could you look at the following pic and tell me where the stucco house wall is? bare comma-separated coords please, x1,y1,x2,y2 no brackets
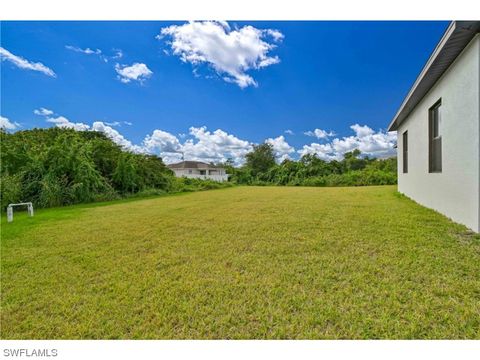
170,168,229,182
396,34,480,231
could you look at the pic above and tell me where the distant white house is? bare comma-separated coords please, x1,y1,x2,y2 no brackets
388,21,480,232
167,161,229,182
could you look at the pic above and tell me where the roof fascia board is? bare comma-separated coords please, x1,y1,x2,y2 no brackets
388,21,456,131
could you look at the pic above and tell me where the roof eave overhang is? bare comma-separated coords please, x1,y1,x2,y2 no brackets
388,21,480,132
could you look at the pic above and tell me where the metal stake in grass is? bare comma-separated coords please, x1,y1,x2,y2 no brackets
7,202,34,222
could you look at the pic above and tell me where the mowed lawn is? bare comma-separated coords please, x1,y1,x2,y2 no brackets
1,186,479,339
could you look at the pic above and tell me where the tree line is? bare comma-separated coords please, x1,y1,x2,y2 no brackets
1,128,396,209
0,128,230,209
221,143,397,187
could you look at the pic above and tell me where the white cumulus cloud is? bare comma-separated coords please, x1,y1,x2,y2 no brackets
33,108,53,116
143,126,252,165
304,128,335,139
143,129,183,154
46,116,90,131
115,62,153,83
0,116,20,130
350,124,375,138
184,126,253,164
299,124,396,160
159,21,283,88
0,47,56,77
265,135,295,162
92,121,145,153
298,143,336,161
34,108,90,131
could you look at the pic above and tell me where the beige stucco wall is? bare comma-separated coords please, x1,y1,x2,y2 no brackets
397,34,480,232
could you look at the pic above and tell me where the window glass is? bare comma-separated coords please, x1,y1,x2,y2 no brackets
429,100,442,173
402,131,408,174
433,106,441,138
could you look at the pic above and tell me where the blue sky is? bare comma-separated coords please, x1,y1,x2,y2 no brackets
1,21,448,163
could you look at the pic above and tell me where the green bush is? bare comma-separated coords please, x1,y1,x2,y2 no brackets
126,188,168,199
0,128,176,210
232,150,397,188
0,173,23,208
171,177,233,193
302,176,327,187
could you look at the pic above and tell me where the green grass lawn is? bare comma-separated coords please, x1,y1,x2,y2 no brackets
1,186,479,339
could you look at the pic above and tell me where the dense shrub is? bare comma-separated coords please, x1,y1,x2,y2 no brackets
226,147,397,187
0,128,173,209
171,177,234,192
0,173,23,209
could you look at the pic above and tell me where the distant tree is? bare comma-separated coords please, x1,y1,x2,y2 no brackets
344,149,361,159
215,158,236,181
245,143,276,177
225,158,235,167
343,149,367,171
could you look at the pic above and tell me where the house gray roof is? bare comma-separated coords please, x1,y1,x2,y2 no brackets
388,21,480,131
167,161,223,170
